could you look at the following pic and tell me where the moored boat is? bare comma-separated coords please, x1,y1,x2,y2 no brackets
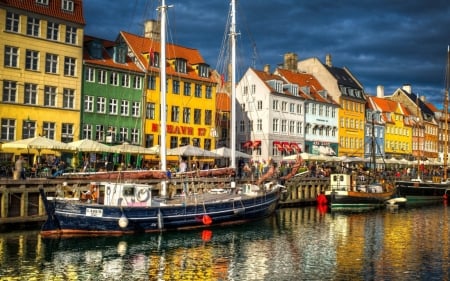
325,173,395,210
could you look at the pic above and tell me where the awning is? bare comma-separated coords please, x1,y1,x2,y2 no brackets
251,140,261,149
290,142,301,152
273,141,284,152
282,142,292,152
242,141,252,148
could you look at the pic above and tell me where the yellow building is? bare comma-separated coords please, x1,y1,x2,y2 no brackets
120,23,218,165
0,0,85,163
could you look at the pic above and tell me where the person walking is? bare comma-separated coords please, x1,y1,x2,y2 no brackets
15,156,26,180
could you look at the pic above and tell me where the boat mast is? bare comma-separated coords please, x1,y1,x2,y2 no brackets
444,46,450,181
371,111,376,179
230,0,237,170
159,0,170,196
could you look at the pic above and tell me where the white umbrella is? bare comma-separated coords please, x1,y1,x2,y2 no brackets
1,136,71,151
68,139,112,152
166,145,220,157
211,147,251,159
112,142,159,155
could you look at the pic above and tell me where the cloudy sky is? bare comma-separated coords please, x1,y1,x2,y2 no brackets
84,0,450,107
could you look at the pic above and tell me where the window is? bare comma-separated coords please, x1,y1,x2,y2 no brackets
121,100,129,116
27,17,40,36
175,58,187,73
84,95,94,112
146,103,155,119
239,121,245,133
273,118,279,133
257,100,263,110
131,129,139,144
47,22,59,41
3,81,17,102
98,70,107,84
26,50,39,71
194,84,202,97
109,99,118,114
183,108,191,123
132,102,140,117
194,109,201,124
205,110,212,125
97,97,106,113
121,74,130,87
4,46,19,68
289,120,295,134
22,120,35,139
248,120,253,132
198,64,209,78
281,120,287,133
64,57,76,76
61,123,74,142
82,124,93,139
281,101,287,112
42,122,55,139
171,106,179,122
257,119,262,131
62,0,74,12
36,0,49,5
273,100,279,111
44,86,57,106
45,53,58,74
119,127,128,142
172,80,180,94
63,88,75,109
133,76,142,89
206,86,212,99
148,75,156,90
85,67,95,82
184,82,191,96
110,72,119,86
24,83,37,105
1,118,15,141
6,12,19,33
95,125,105,141
65,26,77,44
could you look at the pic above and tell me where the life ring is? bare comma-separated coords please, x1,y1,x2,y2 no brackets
136,188,149,202
202,214,212,225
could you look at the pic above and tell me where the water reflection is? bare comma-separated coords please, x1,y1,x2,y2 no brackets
0,204,449,280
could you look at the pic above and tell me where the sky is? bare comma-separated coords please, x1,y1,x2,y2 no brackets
84,0,450,107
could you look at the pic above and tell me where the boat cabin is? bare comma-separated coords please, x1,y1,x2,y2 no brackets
91,182,153,207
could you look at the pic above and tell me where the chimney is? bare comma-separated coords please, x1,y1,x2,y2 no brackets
325,54,332,67
283,53,298,71
402,83,412,94
420,95,426,102
263,64,270,74
144,20,160,40
376,85,384,98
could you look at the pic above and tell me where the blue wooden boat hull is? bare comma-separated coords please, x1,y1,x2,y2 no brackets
40,189,280,236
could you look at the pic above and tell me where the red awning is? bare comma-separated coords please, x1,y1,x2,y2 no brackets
242,141,252,148
274,141,284,152
251,140,261,149
290,142,301,152
282,142,292,152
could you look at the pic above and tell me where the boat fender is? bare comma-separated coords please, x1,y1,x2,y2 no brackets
118,215,129,228
202,214,212,225
136,188,149,202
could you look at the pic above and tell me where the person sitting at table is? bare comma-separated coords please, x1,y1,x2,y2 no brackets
51,160,66,177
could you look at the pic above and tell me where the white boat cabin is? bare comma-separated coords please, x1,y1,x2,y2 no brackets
89,182,154,207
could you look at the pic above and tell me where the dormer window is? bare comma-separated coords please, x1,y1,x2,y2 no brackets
62,0,74,12
198,64,209,78
149,51,159,67
113,44,127,64
36,0,48,5
175,58,187,73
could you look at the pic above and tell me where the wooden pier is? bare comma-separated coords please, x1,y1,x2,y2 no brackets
0,175,328,231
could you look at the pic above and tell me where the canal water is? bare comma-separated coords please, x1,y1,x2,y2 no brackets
0,203,449,281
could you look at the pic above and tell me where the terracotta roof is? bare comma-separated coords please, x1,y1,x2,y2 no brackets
216,92,230,111
83,35,143,73
0,0,85,25
252,68,290,95
120,31,213,82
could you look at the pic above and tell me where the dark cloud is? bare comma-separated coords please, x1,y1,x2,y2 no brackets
84,0,450,107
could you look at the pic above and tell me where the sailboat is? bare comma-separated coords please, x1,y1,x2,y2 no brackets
38,0,284,236
394,47,450,204
324,111,396,210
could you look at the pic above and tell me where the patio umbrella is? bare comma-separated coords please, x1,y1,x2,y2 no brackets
112,142,159,155
166,145,220,158
1,136,71,151
211,147,251,159
67,139,113,152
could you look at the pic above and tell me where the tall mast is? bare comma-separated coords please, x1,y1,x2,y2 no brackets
230,0,237,170
444,46,450,181
159,0,171,196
